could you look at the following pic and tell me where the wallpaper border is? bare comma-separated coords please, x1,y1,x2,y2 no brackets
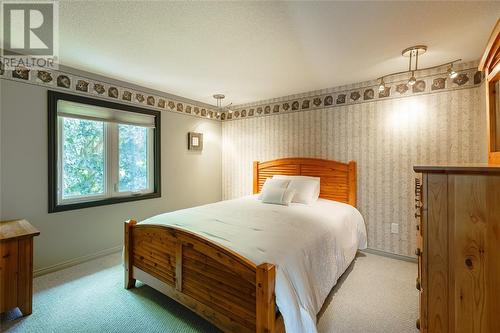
0,63,220,120
1,61,483,123
224,64,483,121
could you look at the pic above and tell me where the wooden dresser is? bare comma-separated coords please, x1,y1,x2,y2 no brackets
413,165,500,333
0,219,40,316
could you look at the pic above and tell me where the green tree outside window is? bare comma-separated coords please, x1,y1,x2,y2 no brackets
62,117,105,197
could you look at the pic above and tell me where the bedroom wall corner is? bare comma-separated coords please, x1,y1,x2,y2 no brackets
221,85,486,258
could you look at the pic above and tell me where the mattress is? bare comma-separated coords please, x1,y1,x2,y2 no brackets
141,195,367,333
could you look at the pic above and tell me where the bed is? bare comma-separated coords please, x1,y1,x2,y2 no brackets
124,158,366,333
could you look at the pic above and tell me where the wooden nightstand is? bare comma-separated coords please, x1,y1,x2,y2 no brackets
0,219,40,316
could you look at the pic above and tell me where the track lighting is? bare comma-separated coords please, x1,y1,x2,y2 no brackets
213,94,234,115
378,78,386,92
408,72,417,86
447,64,457,79
375,45,462,91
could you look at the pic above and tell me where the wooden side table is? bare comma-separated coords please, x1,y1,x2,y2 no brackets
0,219,40,316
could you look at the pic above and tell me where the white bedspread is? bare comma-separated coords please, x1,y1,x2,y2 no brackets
141,195,367,333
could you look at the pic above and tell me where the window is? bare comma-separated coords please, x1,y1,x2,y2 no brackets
48,91,160,212
61,117,105,200
118,124,150,192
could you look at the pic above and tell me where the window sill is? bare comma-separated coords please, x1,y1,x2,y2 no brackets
48,192,161,213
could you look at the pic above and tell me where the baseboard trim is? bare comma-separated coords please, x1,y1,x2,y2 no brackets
34,245,123,277
361,248,417,263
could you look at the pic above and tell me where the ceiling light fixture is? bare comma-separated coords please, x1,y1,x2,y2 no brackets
408,72,417,86
378,77,386,92
447,64,458,79
377,45,462,90
213,94,233,114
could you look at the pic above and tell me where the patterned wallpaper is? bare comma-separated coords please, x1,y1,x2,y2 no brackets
221,85,486,257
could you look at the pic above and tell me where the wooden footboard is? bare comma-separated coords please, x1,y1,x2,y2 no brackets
124,220,285,333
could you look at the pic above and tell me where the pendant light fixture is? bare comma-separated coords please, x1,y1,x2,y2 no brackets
404,46,425,86
213,94,233,114
377,45,462,91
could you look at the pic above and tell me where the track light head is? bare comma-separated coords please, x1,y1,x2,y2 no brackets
408,72,417,86
376,47,461,90
447,64,458,79
378,78,386,92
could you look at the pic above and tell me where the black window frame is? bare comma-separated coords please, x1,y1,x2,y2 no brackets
48,90,161,213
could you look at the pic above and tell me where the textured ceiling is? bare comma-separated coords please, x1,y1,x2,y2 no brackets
57,1,500,105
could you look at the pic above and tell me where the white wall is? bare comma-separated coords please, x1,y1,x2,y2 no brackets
0,79,222,272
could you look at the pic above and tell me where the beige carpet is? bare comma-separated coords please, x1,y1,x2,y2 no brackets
318,252,419,333
1,251,418,333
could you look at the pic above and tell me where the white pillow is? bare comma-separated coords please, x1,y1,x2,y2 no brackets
258,178,290,200
261,187,296,206
273,175,320,204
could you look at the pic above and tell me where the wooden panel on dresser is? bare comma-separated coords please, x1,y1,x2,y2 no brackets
415,176,427,331
414,165,500,333
426,174,449,332
485,177,500,333
125,158,357,333
450,175,500,333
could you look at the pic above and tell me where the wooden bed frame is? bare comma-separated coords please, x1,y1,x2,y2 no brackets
124,158,357,333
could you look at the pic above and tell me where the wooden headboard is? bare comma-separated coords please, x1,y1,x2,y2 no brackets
253,158,357,206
